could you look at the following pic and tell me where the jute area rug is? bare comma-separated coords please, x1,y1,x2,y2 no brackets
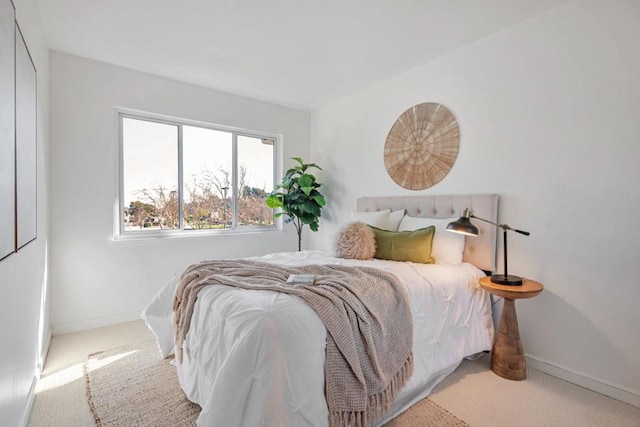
85,340,467,426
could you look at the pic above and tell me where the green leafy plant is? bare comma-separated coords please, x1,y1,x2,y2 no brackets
266,157,326,251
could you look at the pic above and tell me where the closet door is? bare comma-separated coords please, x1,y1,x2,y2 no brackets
0,0,15,260
15,23,37,249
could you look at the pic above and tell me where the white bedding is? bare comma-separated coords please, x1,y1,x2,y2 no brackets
142,250,493,426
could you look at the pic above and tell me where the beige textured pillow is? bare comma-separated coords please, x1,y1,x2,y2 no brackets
334,222,376,260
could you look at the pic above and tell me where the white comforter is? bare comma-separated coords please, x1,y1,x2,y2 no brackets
142,250,493,426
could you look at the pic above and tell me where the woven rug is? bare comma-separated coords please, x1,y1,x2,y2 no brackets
85,340,200,426
85,340,467,426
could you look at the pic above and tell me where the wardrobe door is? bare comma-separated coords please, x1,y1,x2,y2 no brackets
0,0,15,260
15,23,37,249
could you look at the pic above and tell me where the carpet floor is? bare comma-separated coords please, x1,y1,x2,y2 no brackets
28,320,640,426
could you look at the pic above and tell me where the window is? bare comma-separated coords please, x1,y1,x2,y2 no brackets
118,112,276,236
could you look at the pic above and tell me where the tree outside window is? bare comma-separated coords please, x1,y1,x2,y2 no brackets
120,114,276,235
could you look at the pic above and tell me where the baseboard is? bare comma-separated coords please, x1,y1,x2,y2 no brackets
21,375,38,427
21,327,51,426
22,329,51,426
51,311,141,335
39,328,51,372
526,354,640,407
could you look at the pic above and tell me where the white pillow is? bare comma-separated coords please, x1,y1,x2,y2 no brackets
398,216,466,265
387,209,405,231
350,210,391,230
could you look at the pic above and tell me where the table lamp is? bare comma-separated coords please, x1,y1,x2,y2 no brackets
447,208,529,286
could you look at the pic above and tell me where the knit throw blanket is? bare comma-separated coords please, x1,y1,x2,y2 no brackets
173,259,414,427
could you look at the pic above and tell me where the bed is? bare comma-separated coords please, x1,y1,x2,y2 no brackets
142,194,499,426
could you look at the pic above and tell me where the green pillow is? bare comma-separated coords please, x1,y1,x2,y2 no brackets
369,225,435,264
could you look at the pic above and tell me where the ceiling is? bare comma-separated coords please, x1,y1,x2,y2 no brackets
36,0,568,111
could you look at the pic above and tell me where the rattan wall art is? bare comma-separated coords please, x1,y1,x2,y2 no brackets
384,102,459,190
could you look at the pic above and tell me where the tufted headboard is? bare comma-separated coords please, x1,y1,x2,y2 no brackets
356,194,499,272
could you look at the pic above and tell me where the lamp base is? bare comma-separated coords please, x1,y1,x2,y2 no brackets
490,274,523,286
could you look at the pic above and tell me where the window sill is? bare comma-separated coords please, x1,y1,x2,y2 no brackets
109,227,281,246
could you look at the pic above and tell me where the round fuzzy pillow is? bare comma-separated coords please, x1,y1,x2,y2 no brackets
334,222,376,260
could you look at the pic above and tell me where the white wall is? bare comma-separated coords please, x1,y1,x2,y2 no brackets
0,0,50,425
49,52,310,334
310,0,640,404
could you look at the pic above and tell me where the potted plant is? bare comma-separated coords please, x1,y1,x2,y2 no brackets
266,157,326,251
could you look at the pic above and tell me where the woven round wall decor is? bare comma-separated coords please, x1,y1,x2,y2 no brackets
384,102,459,190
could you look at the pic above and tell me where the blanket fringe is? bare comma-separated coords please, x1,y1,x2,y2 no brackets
329,352,414,427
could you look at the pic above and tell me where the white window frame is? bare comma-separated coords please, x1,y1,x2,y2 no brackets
114,109,280,239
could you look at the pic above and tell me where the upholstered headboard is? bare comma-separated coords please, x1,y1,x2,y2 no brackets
356,194,499,272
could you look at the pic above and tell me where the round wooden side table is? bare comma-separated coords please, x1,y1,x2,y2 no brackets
479,276,544,381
